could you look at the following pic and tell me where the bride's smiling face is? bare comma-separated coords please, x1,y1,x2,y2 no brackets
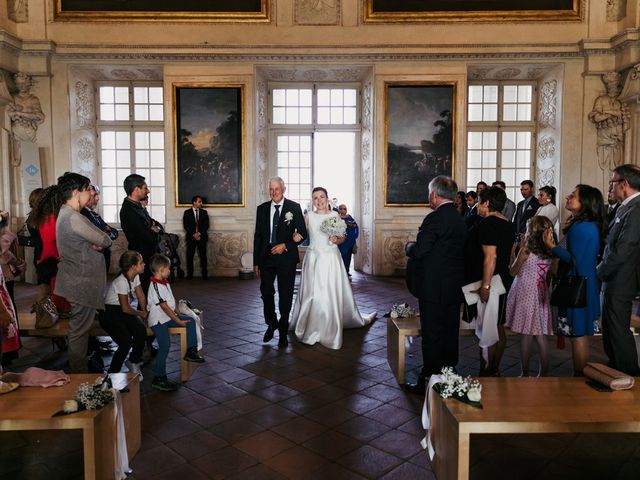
312,190,329,212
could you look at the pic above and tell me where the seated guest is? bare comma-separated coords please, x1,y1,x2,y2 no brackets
147,254,204,392
100,251,147,379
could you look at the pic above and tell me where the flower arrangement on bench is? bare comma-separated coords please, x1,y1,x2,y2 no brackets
53,376,114,416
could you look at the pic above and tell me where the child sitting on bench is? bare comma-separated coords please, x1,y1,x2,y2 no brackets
147,254,204,391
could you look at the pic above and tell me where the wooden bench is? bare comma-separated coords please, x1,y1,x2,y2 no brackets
429,377,640,480
0,373,140,480
19,312,196,382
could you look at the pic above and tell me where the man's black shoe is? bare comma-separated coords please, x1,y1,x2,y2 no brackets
403,381,426,394
278,337,288,348
263,325,275,343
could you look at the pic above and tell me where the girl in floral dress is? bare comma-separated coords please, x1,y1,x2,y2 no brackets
505,216,554,376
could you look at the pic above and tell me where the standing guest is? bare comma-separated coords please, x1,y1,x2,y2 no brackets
514,180,540,234
254,177,307,348
100,250,147,378
476,181,488,195
454,191,469,217
465,191,481,229
506,216,554,376
544,184,605,376
55,173,112,372
26,185,69,311
465,191,477,211
535,186,559,226
597,164,640,375
492,181,516,221
337,204,358,276
465,186,515,376
25,188,45,278
120,174,158,295
81,185,119,272
606,187,620,230
404,176,466,393
182,195,209,280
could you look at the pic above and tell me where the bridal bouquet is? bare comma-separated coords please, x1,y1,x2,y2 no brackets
320,216,347,238
432,367,482,408
53,376,115,417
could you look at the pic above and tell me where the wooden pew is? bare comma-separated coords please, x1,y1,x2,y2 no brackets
19,312,196,382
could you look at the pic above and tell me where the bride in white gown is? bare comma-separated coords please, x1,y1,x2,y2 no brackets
289,187,376,350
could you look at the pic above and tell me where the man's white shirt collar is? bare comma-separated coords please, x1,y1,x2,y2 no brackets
621,191,640,206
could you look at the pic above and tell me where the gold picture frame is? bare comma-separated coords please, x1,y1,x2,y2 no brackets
55,0,270,23
364,0,582,23
173,83,246,207
384,82,456,207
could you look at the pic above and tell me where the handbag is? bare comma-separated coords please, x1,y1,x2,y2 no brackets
32,296,59,329
550,252,587,308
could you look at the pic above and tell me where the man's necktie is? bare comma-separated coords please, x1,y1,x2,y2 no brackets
195,209,199,229
271,205,280,244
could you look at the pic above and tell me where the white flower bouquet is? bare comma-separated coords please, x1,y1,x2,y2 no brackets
432,367,482,408
53,376,115,417
389,303,415,319
320,216,347,238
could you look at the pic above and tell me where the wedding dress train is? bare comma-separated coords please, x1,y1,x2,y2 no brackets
289,211,376,350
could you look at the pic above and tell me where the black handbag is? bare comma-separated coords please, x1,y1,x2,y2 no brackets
550,253,587,308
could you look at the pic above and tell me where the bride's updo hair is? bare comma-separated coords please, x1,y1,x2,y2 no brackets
312,187,328,197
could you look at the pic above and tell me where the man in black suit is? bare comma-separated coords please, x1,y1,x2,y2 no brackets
183,195,209,280
254,177,307,348
513,179,540,234
405,176,467,393
597,164,640,375
120,174,159,294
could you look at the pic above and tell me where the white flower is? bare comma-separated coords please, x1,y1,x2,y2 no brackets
390,310,399,319
284,211,294,225
63,400,79,413
467,387,482,402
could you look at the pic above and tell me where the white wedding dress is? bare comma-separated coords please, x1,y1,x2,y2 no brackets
289,211,376,350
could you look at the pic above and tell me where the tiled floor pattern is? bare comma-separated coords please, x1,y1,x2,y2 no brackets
1,273,640,479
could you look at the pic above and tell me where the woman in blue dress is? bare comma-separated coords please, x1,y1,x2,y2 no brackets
544,184,606,376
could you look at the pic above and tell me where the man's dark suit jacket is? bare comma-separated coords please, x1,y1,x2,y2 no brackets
120,197,158,261
183,208,209,242
598,195,640,296
406,202,467,304
513,196,540,233
253,198,307,268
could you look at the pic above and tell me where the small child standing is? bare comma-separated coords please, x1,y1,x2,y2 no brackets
505,216,554,376
101,250,148,378
147,254,204,391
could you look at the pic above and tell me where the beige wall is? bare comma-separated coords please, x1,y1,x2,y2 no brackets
1,0,639,276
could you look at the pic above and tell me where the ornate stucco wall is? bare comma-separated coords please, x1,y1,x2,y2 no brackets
0,0,638,276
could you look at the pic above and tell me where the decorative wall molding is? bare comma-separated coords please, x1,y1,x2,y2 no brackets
537,136,556,160
382,232,414,271
606,0,627,22
211,232,248,269
74,81,95,129
294,0,340,26
7,0,28,23
539,79,558,129
360,228,371,272
469,63,558,81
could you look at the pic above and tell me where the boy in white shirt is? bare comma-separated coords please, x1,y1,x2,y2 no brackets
147,254,204,391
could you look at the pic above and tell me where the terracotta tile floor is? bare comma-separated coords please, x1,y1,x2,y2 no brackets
2,273,640,479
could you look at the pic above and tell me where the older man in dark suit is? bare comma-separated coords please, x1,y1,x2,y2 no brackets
597,164,640,375
254,177,307,348
404,175,467,393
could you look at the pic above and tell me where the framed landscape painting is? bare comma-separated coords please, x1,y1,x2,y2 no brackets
364,0,581,22
55,0,270,22
384,83,455,206
174,85,245,207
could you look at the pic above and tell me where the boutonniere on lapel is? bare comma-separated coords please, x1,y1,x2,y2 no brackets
284,212,294,225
